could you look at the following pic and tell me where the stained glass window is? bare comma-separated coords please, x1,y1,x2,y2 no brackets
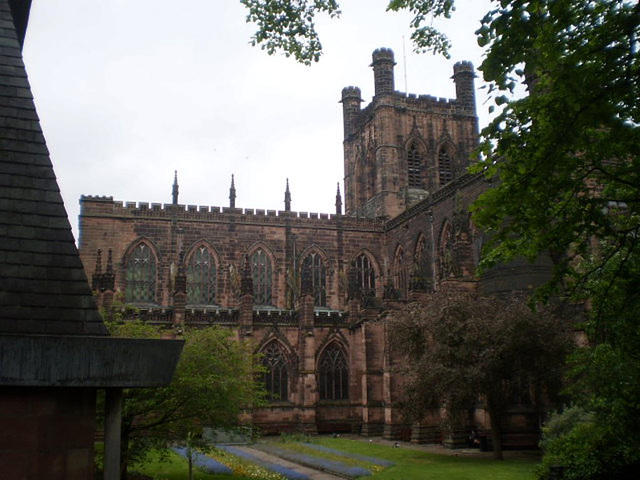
187,245,216,305
439,148,453,186
125,243,156,303
261,342,288,402
251,248,272,305
407,143,422,188
302,251,327,307
318,343,349,401
356,254,375,297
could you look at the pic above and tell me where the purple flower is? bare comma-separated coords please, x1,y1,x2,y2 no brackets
255,444,372,478
217,445,310,480
172,447,233,475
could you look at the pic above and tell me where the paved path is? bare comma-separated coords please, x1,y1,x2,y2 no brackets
232,445,344,480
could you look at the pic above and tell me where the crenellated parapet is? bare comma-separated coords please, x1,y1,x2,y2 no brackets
80,195,385,231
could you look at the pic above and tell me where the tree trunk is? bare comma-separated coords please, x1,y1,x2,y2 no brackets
487,405,504,460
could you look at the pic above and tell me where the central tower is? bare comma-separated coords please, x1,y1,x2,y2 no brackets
341,48,479,219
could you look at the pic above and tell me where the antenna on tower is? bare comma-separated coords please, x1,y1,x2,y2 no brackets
402,36,408,93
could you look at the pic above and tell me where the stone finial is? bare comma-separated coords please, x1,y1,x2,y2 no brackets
91,249,103,291
229,174,236,209
174,251,187,294
241,255,253,295
335,183,342,215
172,170,179,205
103,249,115,291
284,178,291,212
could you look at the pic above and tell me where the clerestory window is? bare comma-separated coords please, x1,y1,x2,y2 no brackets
187,245,216,305
125,242,156,303
301,251,327,307
251,248,273,306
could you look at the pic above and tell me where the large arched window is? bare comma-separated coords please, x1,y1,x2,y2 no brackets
251,247,272,306
318,343,349,401
355,253,376,297
261,342,288,402
407,142,423,188
125,242,156,303
301,250,327,307
438,147,453,186
187,245,216,305
394,246,408,299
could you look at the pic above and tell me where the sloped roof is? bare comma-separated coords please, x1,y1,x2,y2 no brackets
0,0,107,335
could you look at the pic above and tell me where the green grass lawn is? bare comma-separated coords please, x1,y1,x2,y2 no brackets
315,438,538,480
135,439,539,480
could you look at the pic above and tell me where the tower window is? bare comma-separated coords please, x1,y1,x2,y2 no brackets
261,342,288,402
187,245,216,305
407,143,422,188
251,248,273,306
125,243,156,303
318,343,349,401
439,148,453,186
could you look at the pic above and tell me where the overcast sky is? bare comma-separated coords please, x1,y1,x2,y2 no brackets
23,0,492,241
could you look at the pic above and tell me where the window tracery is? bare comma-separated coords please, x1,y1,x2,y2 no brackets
318,343,349,401
251,247,272,305
187,245,216,305
261,342,288,402
125,242,156,303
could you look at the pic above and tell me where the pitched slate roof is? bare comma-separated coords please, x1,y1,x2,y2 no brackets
0,0,107,335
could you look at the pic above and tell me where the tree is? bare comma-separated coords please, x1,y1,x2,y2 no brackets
106,322,265,479
387,292,573,460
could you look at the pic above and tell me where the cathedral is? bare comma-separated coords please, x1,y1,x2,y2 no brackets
79,48,538,446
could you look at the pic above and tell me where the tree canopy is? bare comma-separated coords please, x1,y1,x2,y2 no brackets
106,322,265,478
387,292,573,460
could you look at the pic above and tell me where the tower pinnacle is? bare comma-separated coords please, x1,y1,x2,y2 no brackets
229,174,236,208
172,170,179,205
284,179,291,212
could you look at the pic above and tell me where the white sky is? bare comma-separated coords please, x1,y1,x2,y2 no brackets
22,0,493,241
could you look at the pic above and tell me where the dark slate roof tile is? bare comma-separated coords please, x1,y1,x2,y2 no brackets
0,0,107,335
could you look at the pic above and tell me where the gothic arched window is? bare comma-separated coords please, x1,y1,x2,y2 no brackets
187,245,216,305
251,248,272,306
301,250,327,307
318,343,349,401
407,142,423,188
439,147,453,186
125,242,156,303
394,247,408,299
261,342,288,402
355,253,376,297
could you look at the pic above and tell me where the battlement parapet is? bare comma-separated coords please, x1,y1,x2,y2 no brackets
80,195,384,230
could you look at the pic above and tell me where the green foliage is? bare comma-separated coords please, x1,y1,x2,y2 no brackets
388,292,574,459
240,0,341,64
241,0,459,62
107,322,266,476
386,0,455,57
